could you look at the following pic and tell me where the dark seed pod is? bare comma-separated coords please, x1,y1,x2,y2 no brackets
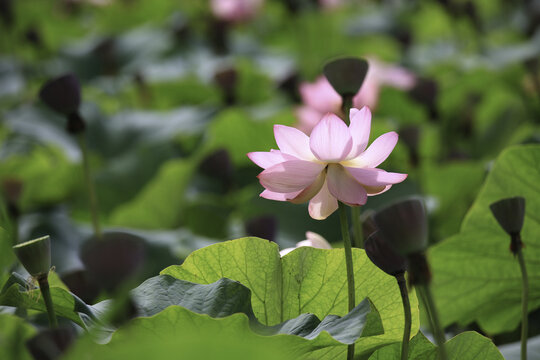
245,215,277,243
2,178,23,205
365,231,407,276
0,0,14,28
214,67,238,106
406,252,431,286
373,198,428,256
199,148,233,190
26,326,76,360
489,196,525,236
408,78,438,120
65,112,86,134
24,26,43,49
323,57,369,98
2,178,23,219
13,235,51,279
80,232,146,293
278,71,301,103
60,269,100,304
39,74,81,116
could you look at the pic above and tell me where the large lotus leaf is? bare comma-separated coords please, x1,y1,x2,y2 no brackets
64,306,297,360
473,85,528,158
130,276,255,318
0,313,37,360
65,299,381,360
161,237,420,356
422,161,486,240
108,158,195,229
430,145,540,334
368,331,503,359
129,275,382,345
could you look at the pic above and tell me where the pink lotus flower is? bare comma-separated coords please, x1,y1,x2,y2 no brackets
296,59,416,134
279,231,332,256
248,107,407,220
210,0,263,22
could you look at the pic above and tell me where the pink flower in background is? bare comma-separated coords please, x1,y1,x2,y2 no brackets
319,0,344,10
211,0,263,22
296,59,416,134
279,231,332,256
248,107,407,220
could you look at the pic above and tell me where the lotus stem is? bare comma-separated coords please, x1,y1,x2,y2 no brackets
418,284,447,360
37,275,57,328
338,202,355,360
516,245,529,360
351,206,363,248
77,134,102,240
396,273,411,360
342,95,353,125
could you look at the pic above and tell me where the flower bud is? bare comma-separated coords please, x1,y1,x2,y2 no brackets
489,196,525,236
365,231,407,276
323,57,368,97
39,74,81,116
13,235,51,279
373,198,428,256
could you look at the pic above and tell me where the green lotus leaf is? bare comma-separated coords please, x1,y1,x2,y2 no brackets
430,145,540,334
161,237,420,357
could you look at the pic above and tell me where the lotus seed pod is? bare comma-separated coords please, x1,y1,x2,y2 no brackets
13,235,51,279
39,74,81,116
489,196,525,236
323,57,368,97
373,198,428,256
365,231,407,276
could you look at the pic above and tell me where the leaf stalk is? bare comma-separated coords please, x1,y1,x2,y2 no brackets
77,134,102,240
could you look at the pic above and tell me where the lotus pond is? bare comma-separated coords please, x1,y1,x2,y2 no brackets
1,0,540,359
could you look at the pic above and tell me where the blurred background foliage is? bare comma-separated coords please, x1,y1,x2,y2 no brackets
1,0,540,356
